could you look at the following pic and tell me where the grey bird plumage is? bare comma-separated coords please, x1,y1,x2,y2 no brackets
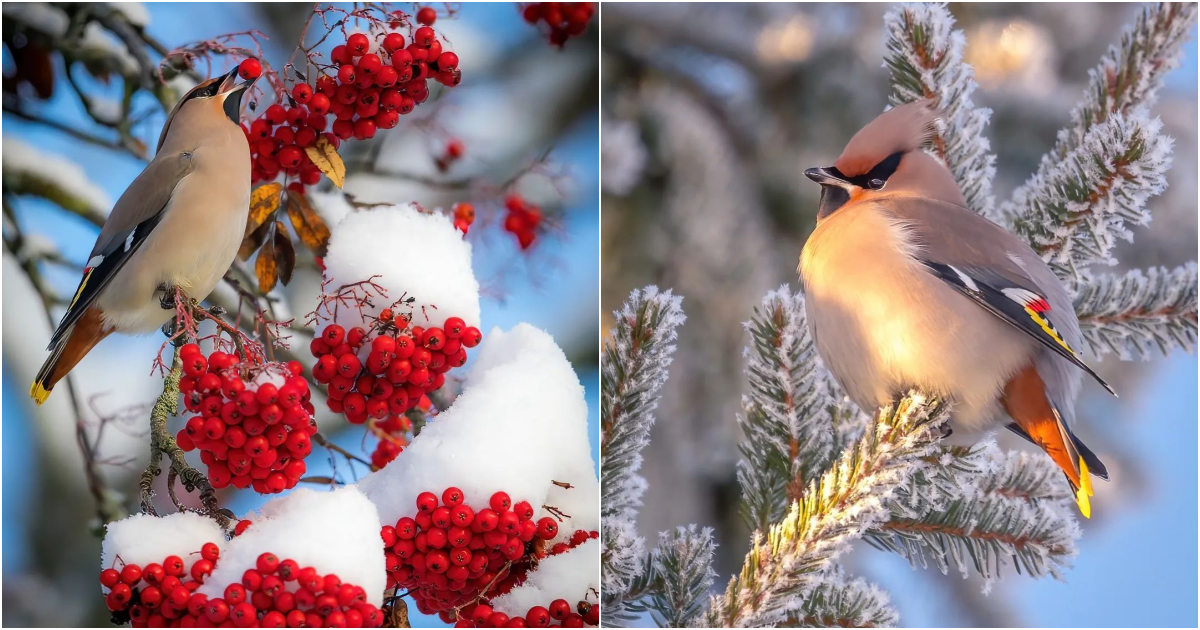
32,67,256,404
798,101,1112,516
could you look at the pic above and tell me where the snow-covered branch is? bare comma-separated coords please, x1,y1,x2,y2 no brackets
884,3,997,220
1072,263,1198,359
705,394,948,628
1001,2,1196,278
867,441,1079,581
737,287,866,533
601,286,686,612
639,526,718,628
1048,3,1197,161
1005,112,1172,279
785,570,898,628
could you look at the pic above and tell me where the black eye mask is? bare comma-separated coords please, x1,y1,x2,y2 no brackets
828,151,904,190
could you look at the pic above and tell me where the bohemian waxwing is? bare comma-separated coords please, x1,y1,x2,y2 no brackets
798,101,1114,517
31,67,256,404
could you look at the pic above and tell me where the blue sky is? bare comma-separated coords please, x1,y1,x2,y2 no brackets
2,4,596,628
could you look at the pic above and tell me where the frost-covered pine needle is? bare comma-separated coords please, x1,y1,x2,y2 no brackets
884,2,998,221
705,394,948,628
601,287,686,614
1072,263,1198,359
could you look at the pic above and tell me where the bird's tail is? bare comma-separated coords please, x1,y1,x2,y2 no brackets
31,307,110,405
1002,364,1103,519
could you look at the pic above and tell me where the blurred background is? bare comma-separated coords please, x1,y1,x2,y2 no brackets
2,3,597,627
601,3,1197,627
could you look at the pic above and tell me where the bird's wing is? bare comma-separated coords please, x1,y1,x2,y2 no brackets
879,195,1114,395
49,152,196,347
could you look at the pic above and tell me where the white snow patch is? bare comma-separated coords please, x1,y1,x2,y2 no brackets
101,512,226,589
358,324,598,539
2,138,112,216
490,540,599,617
111,2,150,27
2,3,69,36
321,203,480,330
199,487,386,605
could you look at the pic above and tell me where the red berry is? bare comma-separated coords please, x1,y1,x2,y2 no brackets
292,83,313,104
526,606,551,628
416,491,439,513
357,53,383,76
120,564,142,585
337,64,356,84
201,542,221,562
414,26,435,47
549,599,571,621
490,491,511,512
257,552,279,574
347,33,371,55
100,568,120,588
436,52,459,70
417,7,437,25
238,58,262,80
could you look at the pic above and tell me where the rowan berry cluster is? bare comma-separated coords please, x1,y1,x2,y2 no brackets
382,488,569,622
503,195,543,250
100,546,383,628
521,3,596,47
453,202,476,235
463,596,599,628
245,7,461,188
309,311,482,425
176,344,316,495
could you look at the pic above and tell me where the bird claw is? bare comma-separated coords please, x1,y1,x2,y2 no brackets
159,285,178,310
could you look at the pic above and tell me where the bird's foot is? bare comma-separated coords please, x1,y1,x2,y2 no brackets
159,284,179,310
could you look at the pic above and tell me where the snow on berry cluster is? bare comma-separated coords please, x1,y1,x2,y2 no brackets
245,8,460,189
359,323,600,625
502,194,544,250
377,485,597,623
313,205,481,428
99,488,386,627
521,3,596,47
176,345,316,495
479,539,601,627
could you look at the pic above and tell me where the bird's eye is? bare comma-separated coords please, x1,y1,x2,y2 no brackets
868,178,884,189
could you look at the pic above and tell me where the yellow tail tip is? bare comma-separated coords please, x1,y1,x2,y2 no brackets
1075,456,1093,518
1075,486,1091,519
30,381,50,406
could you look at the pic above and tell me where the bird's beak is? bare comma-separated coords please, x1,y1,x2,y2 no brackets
804,166,851,188
218,67,257,95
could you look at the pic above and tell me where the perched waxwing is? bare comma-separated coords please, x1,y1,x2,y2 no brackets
798,101,1114,517
31,67,256,404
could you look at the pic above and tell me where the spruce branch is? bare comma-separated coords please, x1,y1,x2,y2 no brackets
640,526,719,628
601,286,687,613
705,393,949,628
1050,2,1197,161
1072,263,1198,359
737,286,867,533
866,441,1079,581
1001,1,1196,277
1005,112,1172,279
783,570,899,628
884,2,997,221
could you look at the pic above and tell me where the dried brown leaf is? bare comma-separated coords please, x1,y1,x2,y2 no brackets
255,226,278,294
286,192,332,257
238,219,271,262
245,182,284,236
304,136,346,188
274,221,296,287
